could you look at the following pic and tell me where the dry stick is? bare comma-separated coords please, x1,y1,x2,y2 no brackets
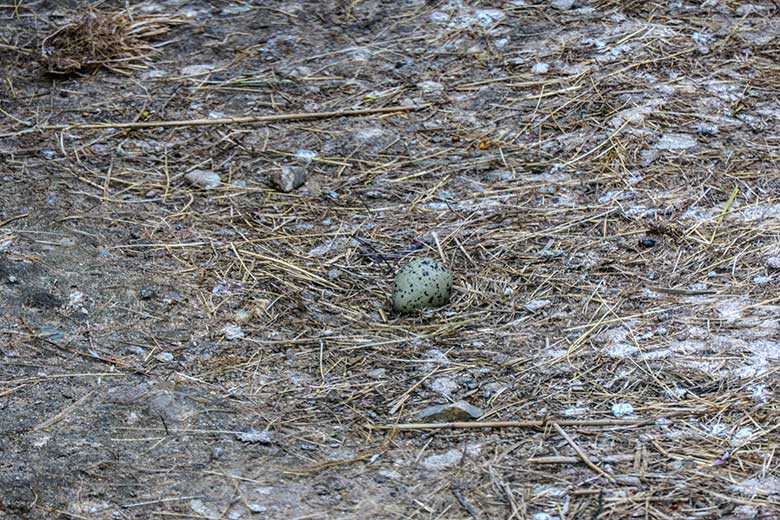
41,104,428,131
553,423,616,483
0,212,29,228
529,454,634,465
368,417,645,431
33,389,97,431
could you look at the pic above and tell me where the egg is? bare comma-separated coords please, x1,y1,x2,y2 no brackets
392,257,453,314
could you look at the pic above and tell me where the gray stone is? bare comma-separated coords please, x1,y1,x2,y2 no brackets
185,169,221,189
155,352,174,363
270,165,307,192
421,449,461,470
551,0,575,9
429,377,459,399
525,299,551,312
654,134,697,151
417,401,484,422
421,444,481,470
191,499,219,518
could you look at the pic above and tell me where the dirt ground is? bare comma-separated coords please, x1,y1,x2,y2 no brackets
2,0,780,518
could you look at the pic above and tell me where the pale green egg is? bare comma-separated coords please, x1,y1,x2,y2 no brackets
392,257,453,314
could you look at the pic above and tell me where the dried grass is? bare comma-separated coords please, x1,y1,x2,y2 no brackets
40,8,183,75
3,0,780,518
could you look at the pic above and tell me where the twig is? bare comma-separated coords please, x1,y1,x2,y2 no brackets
528,454,634,464
42,105,428,131
368,417,647,430
553,423,616,483
452,481,481,519
32,389,96,431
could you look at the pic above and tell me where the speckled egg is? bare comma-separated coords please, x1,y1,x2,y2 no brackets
392,257,453,314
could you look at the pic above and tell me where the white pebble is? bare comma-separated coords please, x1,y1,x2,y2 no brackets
611,402,634,417
155,352,174,363
532,62,550,74
222,324,245,341
654,134,697,151
551,0,575,9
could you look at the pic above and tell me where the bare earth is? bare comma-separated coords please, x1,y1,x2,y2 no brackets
2,1,780,519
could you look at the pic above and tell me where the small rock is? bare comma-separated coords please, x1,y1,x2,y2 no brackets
418,80,444,97
531,514,559,520
139,287,155,300
753,275,771,285
687,326,708,339
247,504,267,513
211,446,224,460
421,449,462,470
222,323,245,340
67,290,85,308
551,0,575,9
736,4,765,15
38,327,64,340
234,309,253,323
270,165,307,192
236,429,274,444
367,368,386,379
532,62,550,74
421,444,481,470
295,149,318,163
611,402,634,417
654,134,697,151
185,169,221,189
376,469,402,481
525,299,551,312
695,124,719,136
417,401,484,422
191,499,219,518
181,64,216,76
155,352,174,363
429,377,459,399
766,257,780,269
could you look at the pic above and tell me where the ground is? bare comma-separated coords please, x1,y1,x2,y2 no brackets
1,0,780,519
